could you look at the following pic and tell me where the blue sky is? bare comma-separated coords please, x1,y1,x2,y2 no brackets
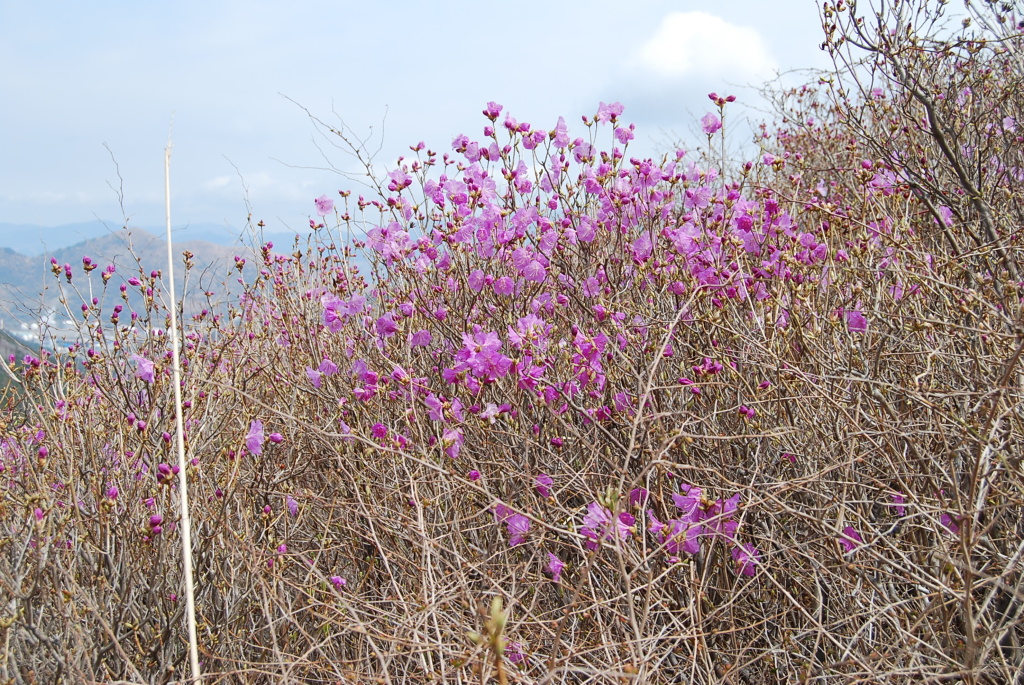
0,0,829,243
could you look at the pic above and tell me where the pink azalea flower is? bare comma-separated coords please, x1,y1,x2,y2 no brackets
846,308,868,333
493,276,515,296
890,493,907,517
483,101,503,120
552,116,570,147
246,420,265,456
700,112,722,135
387,168,412,191
661,518,702,556
375,314,398,337
493,503,530,546
535,474,553,498
839,526,862,553
595,101,624,123
629,488,649,508
442,427,463,459
672,484,703,523
314,194,334,217
506,514,530,546
580,502,635,550
647,510,666,536
702,493,740,539
408,329,432,347
546,553,565,583
131,354,155,383
505,641,526,665
732,543,760,576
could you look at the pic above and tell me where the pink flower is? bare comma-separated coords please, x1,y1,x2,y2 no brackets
493,503,530,546
521,260,546,283
595,101,624,123
940,513,961,535
286,495,298,518
314,194,334,217
546,553,565,583
846,308,868,333
647,510,666,537
387,168,412,191
731,543,760,576
702,493,740,539
375,314,398,337
505,641,526,665
552,116,570,147
659,517,702,556
629,488,649,508
442,427,464,459
506,514,530,546
700,112,722,135
246,420,265,456
839,526,862,552
131,354,155,383
890,493,907,517
483,101,503,120
493,276,515,296
468,469,481,481
329,575,347,589
672,484,703,523
580,502,635,550
408,329,432,347
535,473,553,498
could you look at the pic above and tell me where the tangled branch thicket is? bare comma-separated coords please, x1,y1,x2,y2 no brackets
2,2,1024,683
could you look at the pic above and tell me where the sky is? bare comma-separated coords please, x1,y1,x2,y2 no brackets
0,0,831,246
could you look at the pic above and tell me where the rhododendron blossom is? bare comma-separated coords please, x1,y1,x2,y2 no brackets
580,502,635,550
314,194,334,216
839,526,862,552
732,543,760,576
131,354,155,383
701,112,722,135
246,420,265,456
493,503,530,546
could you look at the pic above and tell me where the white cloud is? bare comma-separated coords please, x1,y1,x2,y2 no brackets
631,11,777,83
204,175,232,190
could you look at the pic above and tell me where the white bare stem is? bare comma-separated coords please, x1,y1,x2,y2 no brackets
164,138,203,684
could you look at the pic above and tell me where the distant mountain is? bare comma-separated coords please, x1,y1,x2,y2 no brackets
0,227,254,335
0,223,372,345
0,220,302,256
0,329,30,361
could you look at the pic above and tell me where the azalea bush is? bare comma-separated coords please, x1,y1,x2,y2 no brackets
3,2,1024,683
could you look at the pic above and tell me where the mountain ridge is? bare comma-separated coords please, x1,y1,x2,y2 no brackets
0,220,303,256
0,226,254,335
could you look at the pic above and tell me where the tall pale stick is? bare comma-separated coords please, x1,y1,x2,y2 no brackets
164,138,203,683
